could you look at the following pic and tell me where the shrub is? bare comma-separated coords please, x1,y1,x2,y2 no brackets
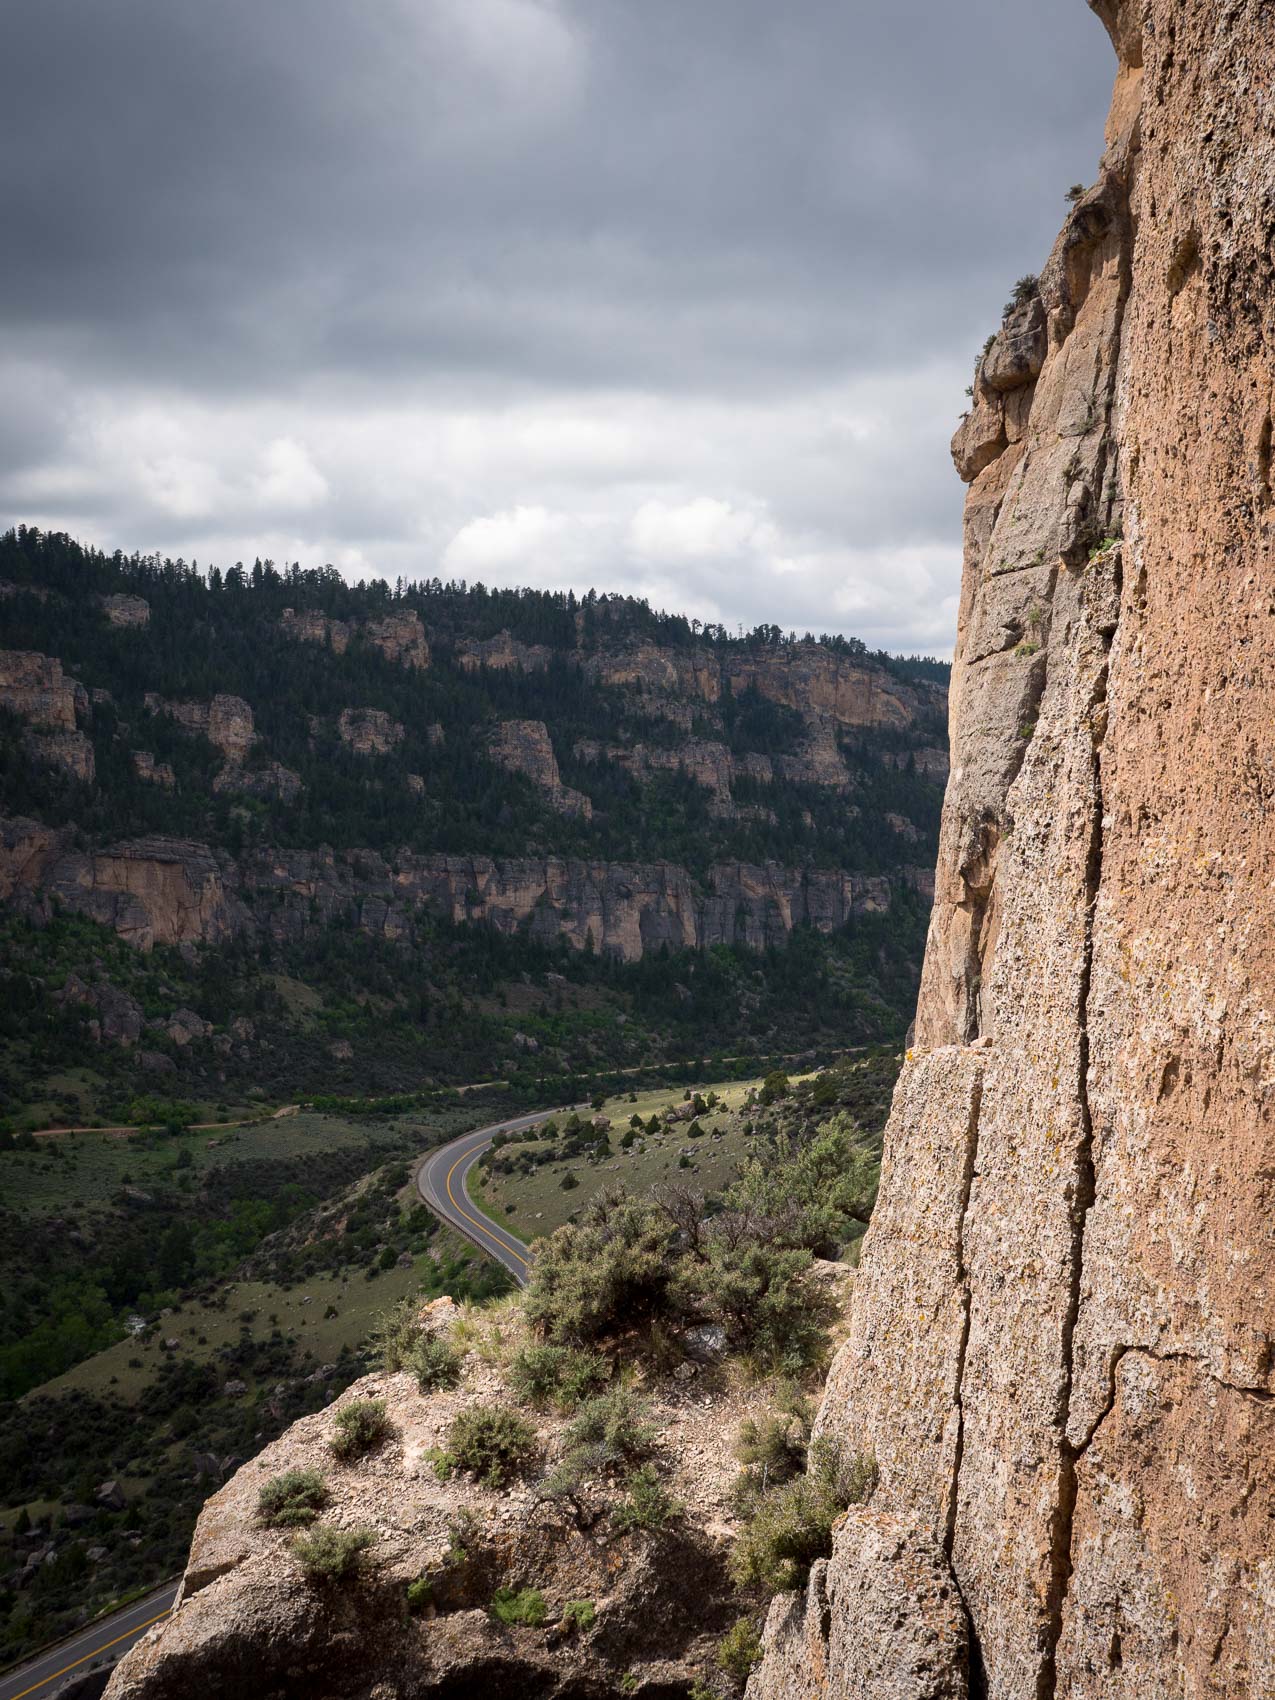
730,1442,877,1593
257,1467,330,1528
1004,273,1039,314
490,1585,548,1626
758,1070,790,1106
683,1238,830,1373
509,1343,608,1411
447,1404,537,1487
612,1464,680,1533
560,1170,579,1190
410,1334,463,1392
721,1114,876,1258
565,1386,655,1469
561,1598,596,1633
330,1398,394,1461
372,1297,423,1372
524,1190,682,1345
717,1617,763,1681
406,1575,432,1613
735,1395,810,1492
292,1523,376,1583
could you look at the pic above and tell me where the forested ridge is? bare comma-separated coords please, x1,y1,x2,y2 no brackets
0,527,946,873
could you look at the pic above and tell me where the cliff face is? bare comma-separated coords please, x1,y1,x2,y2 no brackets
0,813,928,963
753,5,1275,1698
0,649,96,782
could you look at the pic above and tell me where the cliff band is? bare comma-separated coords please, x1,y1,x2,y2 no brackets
752,2,1275,1696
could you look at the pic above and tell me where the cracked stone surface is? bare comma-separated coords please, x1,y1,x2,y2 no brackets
752,3,1275,1696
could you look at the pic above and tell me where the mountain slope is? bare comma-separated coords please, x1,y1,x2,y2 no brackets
0,529,947,1122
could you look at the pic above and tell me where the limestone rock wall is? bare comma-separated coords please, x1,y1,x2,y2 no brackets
144,693,256,766
0,650,96,782
0,812,926,963
488,719,593,820
753,5,1275,1698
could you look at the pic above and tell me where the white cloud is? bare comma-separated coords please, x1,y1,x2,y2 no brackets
251,438,329,512
442,504,575,576
626,497,779,563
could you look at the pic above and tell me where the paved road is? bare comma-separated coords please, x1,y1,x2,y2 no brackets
0,1583,179,1700
416,1109,575,1285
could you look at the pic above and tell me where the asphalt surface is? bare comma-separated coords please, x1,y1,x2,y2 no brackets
416,1108,575,1285
0,1582,179,1700
4,1108,563,1697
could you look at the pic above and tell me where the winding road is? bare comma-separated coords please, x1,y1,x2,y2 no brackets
415,1107,574,1286
0,1582,179,1700
2,1108,561,1697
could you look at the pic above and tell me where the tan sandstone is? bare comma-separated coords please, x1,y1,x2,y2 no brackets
752,4,1275,1698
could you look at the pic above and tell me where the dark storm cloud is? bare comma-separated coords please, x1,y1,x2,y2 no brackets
1,0,1114,648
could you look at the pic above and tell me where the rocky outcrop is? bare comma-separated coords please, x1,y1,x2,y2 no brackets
280,607,352,653
0,650,85,732
489,720,593,820
583,640,943,737
366,611,430,669
27,729,95,783
752,5,1275,1699
132,751,175,788
337,707,404,756
750,1511,969,1700
574,736,775,818
56,972,145,1046
144,693,256,767
100,594,150,628
105,1301,766,1700
0,814,67,901
280,608,429,668
244,848,923,962
36,834,249,950
0,813,927,963
0,650,96,782
458,630,555,673
212,760,303,803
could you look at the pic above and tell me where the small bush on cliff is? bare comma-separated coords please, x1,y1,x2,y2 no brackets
561,1598,596,1632
716,1617,763,1682
730,1440,877,1593
734,1390,811,1498
411,1334,463,1392
565,1385,655,1469
292,1523,376,1583
490,1585,548,1626
447,1404,538,1487
509,1342,609,1410
406,1575,433,1614
372,1296,424,1371
330,1397,394,1461
257,1467,330,1528
611,1463,680,1533
524,1190,682,1344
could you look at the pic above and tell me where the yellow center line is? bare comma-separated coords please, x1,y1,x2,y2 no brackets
9,1607,173,1700
444,1146,530,1270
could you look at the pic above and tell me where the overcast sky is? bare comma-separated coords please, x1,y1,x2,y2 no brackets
1,1,1114,653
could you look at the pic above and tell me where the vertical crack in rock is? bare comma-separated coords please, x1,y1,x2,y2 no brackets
944,1069,986,1558
1042,546,1123,1700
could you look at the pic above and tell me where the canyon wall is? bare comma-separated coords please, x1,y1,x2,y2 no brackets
0,814,930,962
752,4,1275,1698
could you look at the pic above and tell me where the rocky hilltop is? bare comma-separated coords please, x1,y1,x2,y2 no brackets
748,4,1275,1697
